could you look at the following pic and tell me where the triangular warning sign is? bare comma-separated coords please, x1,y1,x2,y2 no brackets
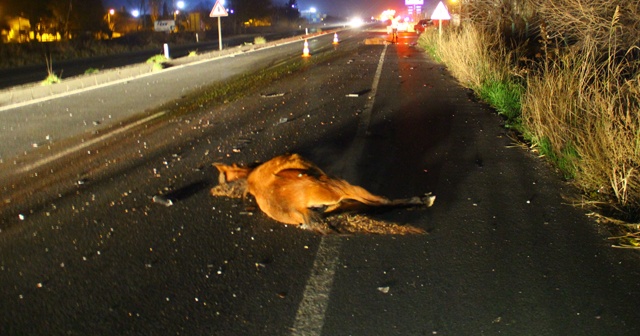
210,1,228,17
430,1,451,20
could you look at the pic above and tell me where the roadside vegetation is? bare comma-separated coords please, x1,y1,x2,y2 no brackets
0,32,200,70
419,0,640,247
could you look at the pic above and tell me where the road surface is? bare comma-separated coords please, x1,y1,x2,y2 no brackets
1,27,639,335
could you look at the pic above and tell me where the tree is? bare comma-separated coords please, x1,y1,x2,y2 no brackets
148,0,162,22
227,0,273,32
4,0,52,28
272,0,300,28
47,0,105,39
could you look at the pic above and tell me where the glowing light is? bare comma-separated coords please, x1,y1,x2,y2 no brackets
131,9,140,17
380,9,396,21
109,9,115,15
350,17,364,27
309,7,317,13
177,1,185,9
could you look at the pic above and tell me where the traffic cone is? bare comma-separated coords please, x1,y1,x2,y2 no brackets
333,33,339,44
302,39,310,57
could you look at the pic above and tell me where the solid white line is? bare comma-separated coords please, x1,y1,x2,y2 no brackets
291,44,388,336
17,111,166,173
357,44,388,136
8,34,334,172
0,35,318,113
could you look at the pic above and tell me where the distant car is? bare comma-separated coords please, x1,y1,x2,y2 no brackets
413,19,432,33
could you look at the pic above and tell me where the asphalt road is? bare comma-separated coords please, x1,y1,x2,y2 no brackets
1,28,640,335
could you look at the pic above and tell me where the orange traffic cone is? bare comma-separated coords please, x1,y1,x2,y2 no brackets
302,40,310,57
333,33,339,44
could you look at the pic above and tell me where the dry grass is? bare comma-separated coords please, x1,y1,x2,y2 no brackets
522,2,640,218
420,0,640,242
419,25,509,91
523,40,640,211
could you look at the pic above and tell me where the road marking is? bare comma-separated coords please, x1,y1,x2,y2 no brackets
338,44,388,183
291,237,342,335
291,44,388,336
17,111,166,173
357,43,388,136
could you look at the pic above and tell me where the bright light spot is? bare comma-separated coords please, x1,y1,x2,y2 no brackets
177,1,185,9
350,17,364,27
109,9,115,15
131,9,140,17
380,9,396,21
309,7,317,13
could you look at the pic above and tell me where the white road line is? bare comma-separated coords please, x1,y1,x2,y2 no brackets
8,35,332,172
291,237,342,335
17,111,166,173
357,44,388,136
291,44,388,336
0,36,310,113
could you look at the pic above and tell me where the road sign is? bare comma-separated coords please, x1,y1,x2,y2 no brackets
431,1,451,20
431,1,451,37
209,1,228,51
210,1,228,17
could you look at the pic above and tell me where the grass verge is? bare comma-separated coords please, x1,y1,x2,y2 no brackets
419,23,640,248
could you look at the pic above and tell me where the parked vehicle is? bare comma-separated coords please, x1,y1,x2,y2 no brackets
413,19,432,33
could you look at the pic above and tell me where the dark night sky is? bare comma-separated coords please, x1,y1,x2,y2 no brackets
103,0,440,18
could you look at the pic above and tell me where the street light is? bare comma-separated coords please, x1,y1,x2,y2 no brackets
175,1,185,21
450,0,462,15
107,9,115,31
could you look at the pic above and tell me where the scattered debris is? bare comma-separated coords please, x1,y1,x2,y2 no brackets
152,195,173,207
275,117,288,125
261,92,285,98
377,286,390,294
365,37,388,45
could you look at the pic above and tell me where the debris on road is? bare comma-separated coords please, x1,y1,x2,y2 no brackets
261,92,285,98
152,195,173,207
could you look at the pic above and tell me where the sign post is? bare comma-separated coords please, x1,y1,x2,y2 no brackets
209,0,229,51
430,1,451,38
